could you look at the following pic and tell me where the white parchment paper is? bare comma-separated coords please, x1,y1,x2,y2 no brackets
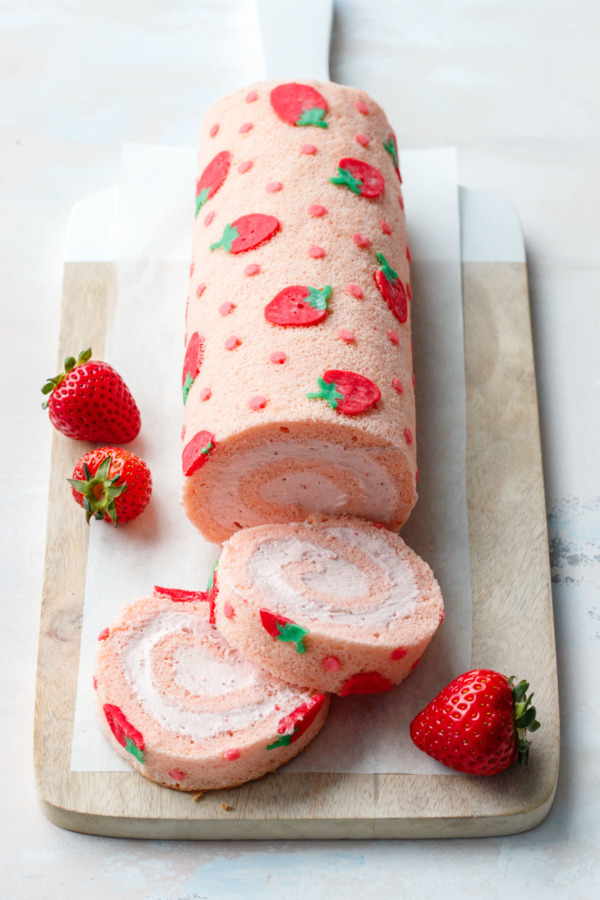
71,144,470,775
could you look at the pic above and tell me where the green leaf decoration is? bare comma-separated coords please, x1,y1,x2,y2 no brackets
200,441,214,455
210,223,239,252
124,736,145,763
275,621,309,654
383,135,399,170
376,251,399,283
207,559,218,593
306,377,344,409
330,167,363,194
195,187,209,217
296,106,328,128
266,725,300,751
306,285,331,311
182,373,194,405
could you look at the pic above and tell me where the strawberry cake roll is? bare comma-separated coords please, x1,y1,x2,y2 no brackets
94,588,329,791
212,516,444,695
182,80,416,543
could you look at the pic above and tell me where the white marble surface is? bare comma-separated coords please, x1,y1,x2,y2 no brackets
1,1,599,897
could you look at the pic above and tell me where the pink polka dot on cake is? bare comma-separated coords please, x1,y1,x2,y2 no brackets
338,328,355,343
308,245,325,258
301,144,318,155
404,427,413,445
381,220,392,235
407,283,412,300
355,133,369,147
322,656,341,672
390,646,406,661
308,204,327,217
239,122,253,134
266,181,283,193
245,90,258,103
209,123,219,137
249,395,267,410
224,748,241,761
392,377,403,394
412,373,416,389
270,351,287,364
196,283,206,298
398,193,404,210
406,245,412,262
168,769,185,781
346,283,363,299
204,210,215,226
223,601,235,619
219,301,235,316
225,335,241,350
200,387,211,401
244,263,260,276
238,160,253,173
352,233,370,248
388,329,399,345
355,100,369,115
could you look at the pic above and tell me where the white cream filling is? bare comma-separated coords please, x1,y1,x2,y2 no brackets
122,611,307,740
209,439,398,526
246,526,419,627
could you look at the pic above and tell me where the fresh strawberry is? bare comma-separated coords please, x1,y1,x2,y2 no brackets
259,608,308,654
306,370,381,416
210,213,280,253
330,158,385,198
270,83,328,128
103,704,145,763
383,132,401,180
264,284,331,326
68,447,152,526
410,669,541,775
153,585,209,603
373,252,408,324
182,430,216,476
182,332,205,404
195,150,231,216
42,348,141,443
266,694,326,750
338,672,394,696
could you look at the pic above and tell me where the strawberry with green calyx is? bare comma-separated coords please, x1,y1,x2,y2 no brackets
260,609,309,654
153,586,209,603
207,560,219,624
266,694,325,750
182,430,216,476
103,704,145,763
69,448,152,526
182,332,205,404
338,672,394,696
195,150,231,216
329,158,385,198
374,252,408,324
383,132,401,180
410,669,541,775
270,83,328,128
307,370,381,416
42,348,141,443
210,213,280,254
264,285,331,326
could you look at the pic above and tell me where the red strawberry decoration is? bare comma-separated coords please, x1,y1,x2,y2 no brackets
330,158,385,198
306,370,381,416
195,150,231,217
374,252,408,324
103,704,145,763
266,694,325,750
210,214,280,253
153,585,209,603
383,133,401,180
207,560,218,624
410,669,541,775
69,448,152,526
42,348,141,443
270,83,328,128
264,284,331,327
182,332,205,404
338,672,394,696
259,608,308,654
182,430,216,476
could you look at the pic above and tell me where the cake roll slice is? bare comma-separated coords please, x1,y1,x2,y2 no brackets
94,589,329,792
183,80,416,543
213,516,444,695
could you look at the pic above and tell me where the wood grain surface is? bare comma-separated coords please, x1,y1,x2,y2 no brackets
34,259,559,839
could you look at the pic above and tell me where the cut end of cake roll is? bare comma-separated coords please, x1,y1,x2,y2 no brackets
94,592,329,792
213,515,444,695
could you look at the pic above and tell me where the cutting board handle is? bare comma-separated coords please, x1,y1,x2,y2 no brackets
255,0,333,82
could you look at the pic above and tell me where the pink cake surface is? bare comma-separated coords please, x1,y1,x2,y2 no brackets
94,590,329,792
182,80,416,544
213,515,444,695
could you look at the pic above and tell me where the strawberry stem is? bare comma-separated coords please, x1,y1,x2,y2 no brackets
210,223,239,252
306,377,344,409
383,135,399,170
376,252,399,283
330,167,363,194
275,621,308,654
296,106,328,127
195,187,209,217
68,454,126,526
509,676,541,766
306,285,331,311
41,347,92,408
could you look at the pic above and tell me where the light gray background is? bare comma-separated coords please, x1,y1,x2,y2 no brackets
2,1,599,897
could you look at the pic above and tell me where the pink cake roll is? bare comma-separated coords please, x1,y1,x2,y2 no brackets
212,516,444,695
182,80,416,543
94,588,329,792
